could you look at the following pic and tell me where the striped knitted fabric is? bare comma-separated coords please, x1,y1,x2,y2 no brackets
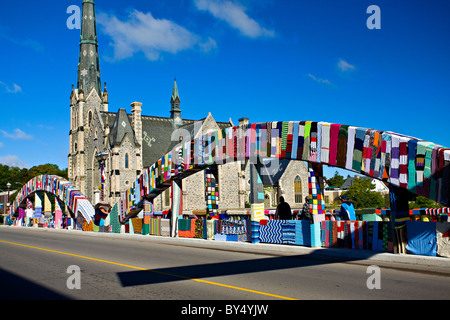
150,218,161,236
251,221,260,244
259,220,283,244
389,134,400,186
310,222,322,247
302,121,312,161
291,121,299,160
345,126,356,171
320,221,338,248
34,193,42,218
352,128,366,172
423,143,436,199
309,122,318,162
416,141,429,195
277,122,283,158
399,137,410,189
328,124,340,166
297,122,305,160
336,125,349,168
320,123,330,164
111,118,450,230
362,129,372,175
407,139,418,193
379,133,391,180
370,130,381,178
295,220,311,246
282,221,296,245
316,121,322,162
171,180,182,237
281,121,289,158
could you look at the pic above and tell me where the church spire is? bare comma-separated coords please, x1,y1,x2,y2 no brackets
77,0,101,96
171,78,180,110
170,79,183,128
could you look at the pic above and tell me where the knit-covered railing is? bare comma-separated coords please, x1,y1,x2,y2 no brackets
11,175,95,224
113,121,450,223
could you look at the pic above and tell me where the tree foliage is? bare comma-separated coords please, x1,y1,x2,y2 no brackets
341,178,384,209
409,196,443,209
327,171,346,188
0,163,67,199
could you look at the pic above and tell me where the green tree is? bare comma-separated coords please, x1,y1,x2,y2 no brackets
327,171,345,188
28,164,68,179
341,178,384,209
409,196,443,209
0,163,68,202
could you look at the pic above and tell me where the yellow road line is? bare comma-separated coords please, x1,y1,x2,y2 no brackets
0,239,297,300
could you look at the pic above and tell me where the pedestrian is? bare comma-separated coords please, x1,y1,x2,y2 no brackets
338,195,356,221
300,196,313,222
275,196,292,220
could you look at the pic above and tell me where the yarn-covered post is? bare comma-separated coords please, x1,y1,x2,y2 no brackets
389,184,413,254
205,166,220,219
307,163,326,218
142,199,154,235
171,179,183,237
249,160,265,222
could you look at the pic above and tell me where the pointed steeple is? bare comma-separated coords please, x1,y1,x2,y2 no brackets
77,0,102,96
170,78,183,128
171,78,181,110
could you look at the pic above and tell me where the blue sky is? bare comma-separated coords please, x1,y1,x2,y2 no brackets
0,0,449,180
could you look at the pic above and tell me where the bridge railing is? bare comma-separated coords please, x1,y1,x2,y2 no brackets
116,121,450,222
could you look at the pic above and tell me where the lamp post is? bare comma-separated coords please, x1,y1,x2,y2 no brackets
6,182,11,217
95,152,108,202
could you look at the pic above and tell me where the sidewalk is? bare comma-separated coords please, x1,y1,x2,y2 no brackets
3,225,450,270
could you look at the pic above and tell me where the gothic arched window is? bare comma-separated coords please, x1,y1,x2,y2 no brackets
88,110,93,127
125,153,129,169
294,176,302,203
74,112,78,129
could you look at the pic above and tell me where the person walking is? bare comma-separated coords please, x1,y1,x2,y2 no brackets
275,196,292,220
300,196,313,222
339,195,356,221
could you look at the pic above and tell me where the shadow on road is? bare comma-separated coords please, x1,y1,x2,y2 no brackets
117,251,368,287
0,268,71,300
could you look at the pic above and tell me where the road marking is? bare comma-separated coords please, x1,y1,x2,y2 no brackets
0,239,297,300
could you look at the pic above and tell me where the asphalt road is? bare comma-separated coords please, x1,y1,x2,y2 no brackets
1,226,449,303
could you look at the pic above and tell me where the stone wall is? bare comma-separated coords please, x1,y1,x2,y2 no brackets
278,160,309,208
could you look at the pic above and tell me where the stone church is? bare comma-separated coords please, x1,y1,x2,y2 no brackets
68,0,309,214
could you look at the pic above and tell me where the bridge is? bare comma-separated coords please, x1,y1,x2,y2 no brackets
10,175,95,229
116,121,450,221
7,120,450,254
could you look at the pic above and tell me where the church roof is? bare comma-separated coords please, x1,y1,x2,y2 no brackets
102,110,232,169
107,109,139,147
